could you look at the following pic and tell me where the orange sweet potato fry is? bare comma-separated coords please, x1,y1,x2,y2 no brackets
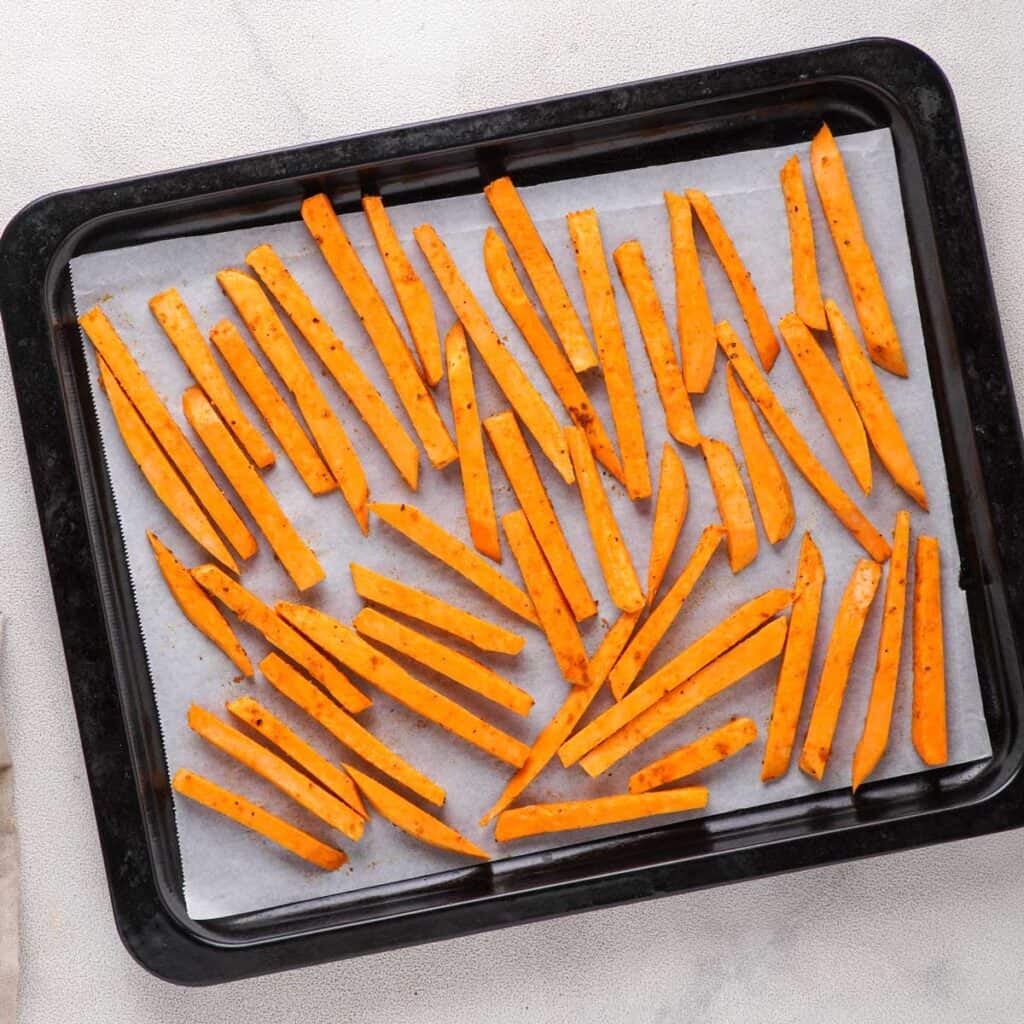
779,156,827,331
700,436,758,573
647,443,689,606
912,536,947,766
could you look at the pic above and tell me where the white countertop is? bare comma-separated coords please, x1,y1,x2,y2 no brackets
2,3,1023,1020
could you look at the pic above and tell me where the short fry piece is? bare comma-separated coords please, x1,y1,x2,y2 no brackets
811,124,907,377
912,536,947,766
495,788,708,842
485,411,595,622
700,436,758,573
725,366,795,544
345,763,489,859
687,189,779,371
148,531,251,676
173,769,345,870
779,156,826,331
629,717,758,793
446,323,500,561
647,443,689,606
149,288,274,468
483,176,597,372
799,558,883,780
614,240,700,446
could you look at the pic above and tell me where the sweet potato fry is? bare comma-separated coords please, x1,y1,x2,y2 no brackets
810,124,908,377
216,269,370,533
277,603,530,767
567,208,651,499
613,240,700,446
725,366,795,545
686,189,779,371
81,306,256,562
148,531,251,676
361,194,443,386
261,653,443,806
912,536,947,766
183,388,325,592
780,156,826,331
826,300,927,509
446,323,500,561
701,437,758,573
245,243,421,488
647,444,689,606
580,617,788,776
368,502,537,624
799,558,882,781
301,194,458,468
610,525,725,700
350,564,524,655
414,223,573,483
483,176,597,373
778,312,871,494
502,510,589,687
193,565,370,713
852,511,911,790
173,769,345,870
149,288,274,468
494,788,708,842
484,411,595,621
717,320,890,562
188,704,364,841
629,716,758,793
353,607,532,715
761,533,826,782
344,763,488,859
566,425,644,612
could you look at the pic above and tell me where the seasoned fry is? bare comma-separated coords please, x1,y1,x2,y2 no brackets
149,288,274,468
779,156,827,331
81,306,256,562
725,366,795,544
761,534,826,782
216,269,370,533
261,653,443,806
566,425,644,612
647,443,689,606
778,312,872,495
811,124,908,377
494,788,708,842
717,320,890,562
414,223,573,483
610,525,725,700
183,388,325,592
567,208,651,499
193,565,371,713
826,300,927,509
300,194,458,468
912,536,947,765
629,717,758,793
353,607,533,716
483,176,597,372
173,769,345,870
446,323,500,561
245,244,421,489
614,240,700,446
345,764,488,859
686,189,779,371
362,194,443,386
148,531,252,676
799,558,882,780
278,603,530,767
484,410,595,621
701,437,758,573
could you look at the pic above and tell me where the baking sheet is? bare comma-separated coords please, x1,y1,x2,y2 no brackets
69,127,990,920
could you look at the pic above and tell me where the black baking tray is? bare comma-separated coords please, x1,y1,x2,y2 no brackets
2,37,1023,985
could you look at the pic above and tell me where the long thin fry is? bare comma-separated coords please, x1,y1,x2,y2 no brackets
701,437,758,573
717,320,890,562
647,443,689,607
912,536,947,765
779,156,827,331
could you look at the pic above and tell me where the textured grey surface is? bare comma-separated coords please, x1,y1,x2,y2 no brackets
1,2,1023,1020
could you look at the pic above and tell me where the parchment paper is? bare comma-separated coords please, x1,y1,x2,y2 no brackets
69,128,990,920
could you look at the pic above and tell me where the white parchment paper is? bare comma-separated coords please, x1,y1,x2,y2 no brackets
69,128,990,920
